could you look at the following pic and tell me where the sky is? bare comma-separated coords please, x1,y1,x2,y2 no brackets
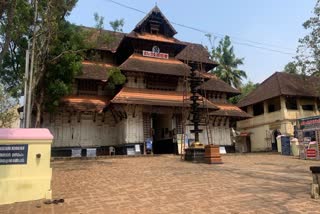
67,0,315,84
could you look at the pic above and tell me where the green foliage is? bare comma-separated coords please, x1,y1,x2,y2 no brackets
0,84,19,128
44,21,85,112
94,12,104,30
293,0,320,76
283,62,300,74
110,19,124,32
0,0,33,97
229,81,259,104
209,35,247,89
107,67,126,89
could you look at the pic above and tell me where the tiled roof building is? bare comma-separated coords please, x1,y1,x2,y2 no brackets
237,72,320,152
42,6,250,155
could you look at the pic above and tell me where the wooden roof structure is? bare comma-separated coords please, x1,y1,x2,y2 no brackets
198,72,240,95
133,5,177,37
66,6,248,119
209,102,252,118
111,87,218,109
81,26,126,52
119,54,191,76
238,72,320,107
76,61,114,81
61,96,110,112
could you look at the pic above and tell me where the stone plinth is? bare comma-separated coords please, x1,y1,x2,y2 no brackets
184,148,205,163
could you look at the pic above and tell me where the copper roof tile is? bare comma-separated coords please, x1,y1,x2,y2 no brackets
61,95,110,112
209,102,252,118
127,32,179,43
176,42,218,66
76,61,115,80
111,87,218,109
119,54,190,76
199,77,240,95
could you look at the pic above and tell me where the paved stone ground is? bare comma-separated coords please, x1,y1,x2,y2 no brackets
1,153,320,214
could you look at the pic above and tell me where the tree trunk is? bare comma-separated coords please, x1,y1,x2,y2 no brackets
34,85,44,128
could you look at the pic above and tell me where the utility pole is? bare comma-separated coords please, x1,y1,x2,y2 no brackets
23,41,30,128
26,0,38,128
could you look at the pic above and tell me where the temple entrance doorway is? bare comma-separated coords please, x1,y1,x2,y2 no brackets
152,113,176,154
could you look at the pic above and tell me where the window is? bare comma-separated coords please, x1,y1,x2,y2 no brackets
78,80,98,95
267,98,281,113
302,104,314,111
253,102,264,116
268,104,275,113
285,97,297,110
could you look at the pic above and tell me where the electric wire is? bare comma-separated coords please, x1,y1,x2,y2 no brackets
104,0,297,56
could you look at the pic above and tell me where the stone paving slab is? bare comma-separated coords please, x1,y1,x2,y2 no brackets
1,153,320,213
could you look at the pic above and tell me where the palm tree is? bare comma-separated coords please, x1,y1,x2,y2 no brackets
210,35,247,89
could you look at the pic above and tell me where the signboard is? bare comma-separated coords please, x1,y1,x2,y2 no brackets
298,115,320,130
135,144,141,152
142,46,169,59
219,146,227,154
0,144,28,165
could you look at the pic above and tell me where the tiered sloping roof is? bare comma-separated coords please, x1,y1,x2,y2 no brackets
111,87,218,109
81,27,126,52
209,102,252,118
133,5,177,36
76,61,115,80
238,72,320,107
61,96,110,112
119,54,191,76
197,72,240,95
126,31,182,44
176,42,216,65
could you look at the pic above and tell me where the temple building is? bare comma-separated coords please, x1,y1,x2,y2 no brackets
237,72,320,152
42,6,250,155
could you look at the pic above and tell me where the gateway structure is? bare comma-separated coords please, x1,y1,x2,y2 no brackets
42,6,250,155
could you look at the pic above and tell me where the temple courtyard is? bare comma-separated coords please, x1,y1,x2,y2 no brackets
1,153,320,214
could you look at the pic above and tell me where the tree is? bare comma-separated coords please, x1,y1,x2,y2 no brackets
294,0,320,76
0,0,33,96
283,62,300,74
110,18,124,32
208,35,247,89
0,0,80,127
229,81,259,104
0,2,126,127
0,84,19,128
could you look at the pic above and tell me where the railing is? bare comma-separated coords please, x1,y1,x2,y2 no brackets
237,111,283,128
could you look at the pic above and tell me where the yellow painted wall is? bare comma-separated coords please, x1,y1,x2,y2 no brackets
0,139,52,205
248,125,270,151
237,96,319,152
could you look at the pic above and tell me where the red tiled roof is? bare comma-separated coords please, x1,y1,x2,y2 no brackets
199,77,240,95
76,61,115,80
134,5,177,37
176,42,218,67
209,102,252,118
238,72,320,107
111,87,218,109
126,32,182,44
80,26,126,52
119,54,191,76
61,96,110,112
